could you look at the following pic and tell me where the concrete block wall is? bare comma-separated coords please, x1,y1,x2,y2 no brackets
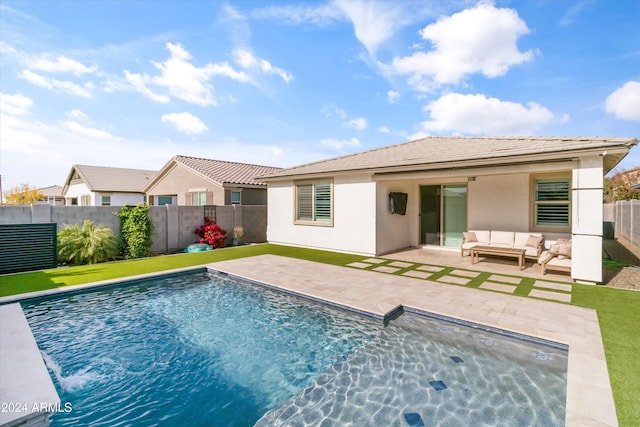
0,204,268,256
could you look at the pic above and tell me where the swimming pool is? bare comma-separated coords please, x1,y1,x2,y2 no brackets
22,269,567,426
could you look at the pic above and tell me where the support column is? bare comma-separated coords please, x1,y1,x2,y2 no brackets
571,156,603,283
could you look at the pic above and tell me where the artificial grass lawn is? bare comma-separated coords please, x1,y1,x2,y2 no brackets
1,244,638,426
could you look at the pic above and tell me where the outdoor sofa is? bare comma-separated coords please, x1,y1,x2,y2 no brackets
461,230,544,260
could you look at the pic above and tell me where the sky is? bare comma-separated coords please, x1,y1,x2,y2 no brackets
1,0,639,193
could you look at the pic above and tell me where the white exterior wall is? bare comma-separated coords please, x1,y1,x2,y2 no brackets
266,174,377,255
101,192,146,206
375,181,418,254
64,183,91,204
467,174,530,231
571,155,603,283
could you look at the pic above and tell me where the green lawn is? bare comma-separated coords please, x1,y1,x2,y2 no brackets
1,244,638,426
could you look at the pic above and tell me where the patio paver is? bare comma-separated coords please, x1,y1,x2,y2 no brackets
449,269,481,278
387,261,414,268
436,275,472,286
346,262,373,269
372,266,401,274
362,258,386,264
402,270,432,279
479,282,517,293
529,289,572,303
534,280,573,292
488,274,523,284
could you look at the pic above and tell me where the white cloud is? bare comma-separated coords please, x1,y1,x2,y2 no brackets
343,117,368,130
382,3,535,89
161,112,208,135
387,90,400,104
251,3,343,26
605,81,640,122
19,69,93,98
124,70,170,103
0,93,33,115
419,92,556,135
333,0,407,56
377,126,390,133
125,42,250,106
66,109,89,121
232,49,293,82
322,104,347,119
28,54,97,75
62,120,116,139
321,137,361,152
558,1,593,27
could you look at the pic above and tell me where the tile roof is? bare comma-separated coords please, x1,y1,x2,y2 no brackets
68,165,158,192
259,136,638,179
173,155,282,187
37,185,63,197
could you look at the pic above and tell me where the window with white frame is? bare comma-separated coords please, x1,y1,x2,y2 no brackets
191,192,207,206
80,195,91,206
231,191,241,204
295,181,332,225
534,177,571,229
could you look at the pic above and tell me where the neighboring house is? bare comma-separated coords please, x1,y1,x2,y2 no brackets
143,155,282,206
259,136,638,284
37,185,64,205
62,164,157,206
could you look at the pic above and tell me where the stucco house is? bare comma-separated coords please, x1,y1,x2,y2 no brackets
143,155,281,206
259,136,638,284
62,164,157,206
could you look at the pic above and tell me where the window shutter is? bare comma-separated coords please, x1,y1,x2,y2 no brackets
536,180,570,226
297,184,313,221
314,183,331,222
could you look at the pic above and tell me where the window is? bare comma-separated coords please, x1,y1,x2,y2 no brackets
191,192,207,206
295,181,332,225
101,196,111,206
534,178,571,229
231,191,241,205
80,195,91,206
70,198,78,206
158,196,173,206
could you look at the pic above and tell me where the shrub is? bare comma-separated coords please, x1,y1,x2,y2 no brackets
117,204,153,259
195,217,227,248
57,220,117,265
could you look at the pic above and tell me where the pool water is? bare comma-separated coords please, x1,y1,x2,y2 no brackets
22,270,567,426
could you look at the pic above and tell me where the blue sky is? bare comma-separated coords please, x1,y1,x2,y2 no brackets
1,0,639,192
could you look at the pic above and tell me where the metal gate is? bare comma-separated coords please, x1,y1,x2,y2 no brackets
0,223,57,274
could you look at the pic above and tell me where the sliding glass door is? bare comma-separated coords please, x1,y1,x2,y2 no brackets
420,184,467,247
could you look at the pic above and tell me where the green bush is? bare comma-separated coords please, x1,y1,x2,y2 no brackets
117,204,152,259
57,220,118,265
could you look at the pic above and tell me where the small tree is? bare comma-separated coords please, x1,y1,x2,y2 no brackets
195,217,227,248
4,184,44,205
58,220,117,265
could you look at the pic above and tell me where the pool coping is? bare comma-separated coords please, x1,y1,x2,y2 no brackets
0,255,617,426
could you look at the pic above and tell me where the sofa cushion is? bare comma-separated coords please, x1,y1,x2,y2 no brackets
514,232,540,246
462,242,481,250
525,234,543,248
463,231,477,242
514,245,539,257
490,231,515,246
470,230,490,243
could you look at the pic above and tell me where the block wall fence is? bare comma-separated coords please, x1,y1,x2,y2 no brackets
0,204,267,255
604,200,640,247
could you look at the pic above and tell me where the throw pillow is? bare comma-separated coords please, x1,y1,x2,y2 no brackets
558,243,572,258
549,244,560,255
463,232,477,242
557,238,572,245
525,235,543,248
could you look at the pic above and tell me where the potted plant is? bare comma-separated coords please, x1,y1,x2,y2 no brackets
232,226,244,246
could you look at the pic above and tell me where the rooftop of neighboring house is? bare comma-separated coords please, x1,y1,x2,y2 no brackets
259,136,638,180
63,164,158,193
37,185,63,197
145,155,283,191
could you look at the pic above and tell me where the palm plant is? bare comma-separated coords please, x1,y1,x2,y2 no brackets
57,220,117,265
